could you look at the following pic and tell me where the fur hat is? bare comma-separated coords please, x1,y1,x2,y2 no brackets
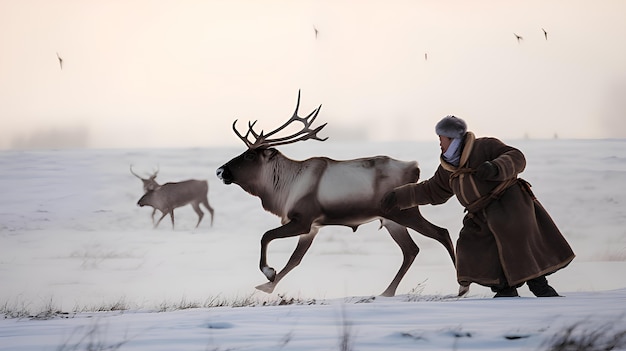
435,115,467,139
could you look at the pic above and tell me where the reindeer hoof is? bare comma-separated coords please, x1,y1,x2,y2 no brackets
262,266,276,282
380,289,395,297
458,285,470,297
255,282,276,294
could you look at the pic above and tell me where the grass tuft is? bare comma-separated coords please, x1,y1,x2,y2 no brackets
337,304,355,351
1,297,71,320
542,318,626,351
56,320,132,351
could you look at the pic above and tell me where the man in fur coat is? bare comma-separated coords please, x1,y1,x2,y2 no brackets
381,115,575,298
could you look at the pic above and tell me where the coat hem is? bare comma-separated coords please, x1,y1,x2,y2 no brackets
507,254,575,287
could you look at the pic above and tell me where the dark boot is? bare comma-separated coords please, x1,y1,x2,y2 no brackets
491,286,519,298
527,276,561,297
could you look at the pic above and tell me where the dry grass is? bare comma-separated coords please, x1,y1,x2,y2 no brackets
56,321,133,351
541,318,626,351
1,293,324,320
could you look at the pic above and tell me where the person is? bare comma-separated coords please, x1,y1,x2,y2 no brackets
380,115,575,298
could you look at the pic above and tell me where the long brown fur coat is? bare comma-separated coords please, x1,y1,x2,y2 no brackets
394,132,575,288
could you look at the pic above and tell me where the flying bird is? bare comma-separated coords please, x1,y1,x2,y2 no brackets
313,25,318,39
542,28,548,40
514,33,523,43
425,53,428,61
56,52,63,70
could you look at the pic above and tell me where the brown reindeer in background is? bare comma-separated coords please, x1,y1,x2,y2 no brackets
132,166,214,229
216,91,456,297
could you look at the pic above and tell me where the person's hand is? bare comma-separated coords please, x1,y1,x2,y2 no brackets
475,161,499,180
380,191,398,213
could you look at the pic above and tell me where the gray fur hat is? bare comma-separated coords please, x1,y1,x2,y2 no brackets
435,115,467,139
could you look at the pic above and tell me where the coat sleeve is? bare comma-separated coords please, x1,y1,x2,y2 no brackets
481,138,526,181
393,165,454,209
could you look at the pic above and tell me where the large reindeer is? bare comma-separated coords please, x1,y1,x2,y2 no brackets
216,91,456,297
132,166,215,229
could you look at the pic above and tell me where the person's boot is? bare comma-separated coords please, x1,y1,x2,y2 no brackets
527,276,561,297
492,286,519,298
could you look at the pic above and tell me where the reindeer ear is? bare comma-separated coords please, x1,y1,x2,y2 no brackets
267,148,279,160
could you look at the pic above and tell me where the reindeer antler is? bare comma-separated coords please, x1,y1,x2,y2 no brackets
151,165,159,180
233,90,328,149
130,164,142,179
130,164,159,180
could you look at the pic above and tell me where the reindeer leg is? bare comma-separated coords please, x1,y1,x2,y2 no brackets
388,207,456,266
258,218,312,285
170,210,175,229
154,211,168,229
202,197,215,226
256,229,318,294
387,207,462,296
191,202,204,228
380,220,419,297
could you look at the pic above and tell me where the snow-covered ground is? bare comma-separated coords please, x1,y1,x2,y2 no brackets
1,139,625,350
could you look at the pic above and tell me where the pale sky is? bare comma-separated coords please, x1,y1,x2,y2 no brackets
1,0,625,150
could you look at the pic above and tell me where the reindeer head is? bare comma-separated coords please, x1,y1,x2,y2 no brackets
130,165,160,192
216,91,328,187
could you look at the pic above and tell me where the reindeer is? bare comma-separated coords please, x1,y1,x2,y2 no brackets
132,166,215,229
216,91,456,297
